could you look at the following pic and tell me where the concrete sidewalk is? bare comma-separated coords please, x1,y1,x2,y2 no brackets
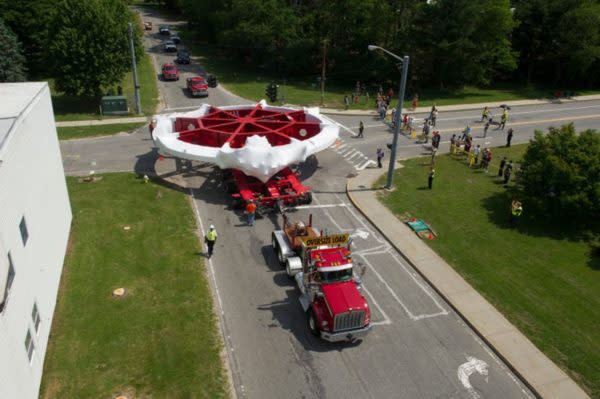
321,94,600,116
55,116,148,127
346,167,589,399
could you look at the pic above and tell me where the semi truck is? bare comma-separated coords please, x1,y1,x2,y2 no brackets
272,214,371,342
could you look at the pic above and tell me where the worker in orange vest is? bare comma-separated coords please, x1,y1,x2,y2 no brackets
246,200,257,226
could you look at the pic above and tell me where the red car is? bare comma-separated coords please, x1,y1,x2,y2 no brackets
161,63,179,81
186,76,209,97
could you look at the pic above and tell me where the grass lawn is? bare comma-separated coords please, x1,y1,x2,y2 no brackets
377,145,600,397
52,53,159,121
180,38,599,110
41,174,227,399
57,122,146,140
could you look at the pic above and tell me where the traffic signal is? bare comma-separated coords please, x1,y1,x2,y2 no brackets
265,83,278,102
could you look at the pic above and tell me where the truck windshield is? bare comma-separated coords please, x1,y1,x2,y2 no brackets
320,268,353,283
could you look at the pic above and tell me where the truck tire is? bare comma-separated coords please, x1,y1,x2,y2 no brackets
303,191,313,205
272,235,284,266
307,308,319,337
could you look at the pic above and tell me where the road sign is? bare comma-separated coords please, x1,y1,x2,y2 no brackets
302,234,349,248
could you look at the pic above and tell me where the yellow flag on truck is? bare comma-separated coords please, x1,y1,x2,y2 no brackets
301,234,350,248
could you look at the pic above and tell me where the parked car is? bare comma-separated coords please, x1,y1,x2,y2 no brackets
144,21,152,30
176,50,191,64
170,35,181,44
163,40,177,52
161,63,179,81
159,25,170,35
187,76,209,97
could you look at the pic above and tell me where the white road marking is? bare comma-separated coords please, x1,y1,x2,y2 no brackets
351,229,370,240
294,203,348,210
310,192,449,321
357,160,377,170
457,356,489,399
362,286,392,326
334,193,449,318
189,189,224,312
321,114,358,137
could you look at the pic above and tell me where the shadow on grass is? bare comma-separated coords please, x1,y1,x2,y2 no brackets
482,189,585,243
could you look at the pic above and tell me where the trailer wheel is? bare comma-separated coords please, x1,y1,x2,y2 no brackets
303,191,313,205
307,308,319,336
272,235,284,266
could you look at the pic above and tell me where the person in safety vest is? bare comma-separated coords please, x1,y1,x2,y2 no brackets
510,200,523,227
246,200,257,226
205,225,218,258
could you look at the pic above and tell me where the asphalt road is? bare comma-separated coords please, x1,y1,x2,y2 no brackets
58,9,600,399
324,101,600,170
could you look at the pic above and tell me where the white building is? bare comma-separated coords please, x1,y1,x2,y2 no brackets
0,82,72,398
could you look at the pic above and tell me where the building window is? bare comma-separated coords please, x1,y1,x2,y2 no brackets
19,216,29,246
0,253,16,313
32,302,41,333
24,329,35,362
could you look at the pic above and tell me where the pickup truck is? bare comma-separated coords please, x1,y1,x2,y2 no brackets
186,76,209,97
161,63,179,81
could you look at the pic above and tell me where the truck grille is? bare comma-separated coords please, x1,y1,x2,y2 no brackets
334,310,365,332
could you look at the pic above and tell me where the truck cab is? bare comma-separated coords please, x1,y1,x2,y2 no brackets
272,215,371,342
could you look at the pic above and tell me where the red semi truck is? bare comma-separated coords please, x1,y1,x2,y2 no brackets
271,214,371,342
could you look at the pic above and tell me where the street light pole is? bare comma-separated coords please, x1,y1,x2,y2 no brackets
368,45,409,190
128,22,142,115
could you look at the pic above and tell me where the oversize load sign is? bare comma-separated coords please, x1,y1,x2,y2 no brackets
302,234,349,247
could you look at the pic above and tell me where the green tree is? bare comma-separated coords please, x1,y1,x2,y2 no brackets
512,0,600,86
0,18,26,81
46,0,142,96
0,0,55,77
520,124,600,224
412,0,516,88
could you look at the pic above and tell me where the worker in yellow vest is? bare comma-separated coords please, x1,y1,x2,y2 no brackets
510,200,523,227
205,225,218,258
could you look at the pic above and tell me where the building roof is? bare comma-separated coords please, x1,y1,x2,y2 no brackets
0,82,47,150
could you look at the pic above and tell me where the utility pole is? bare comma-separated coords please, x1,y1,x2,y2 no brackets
320,39,327,106
386,56,409,190
367,45,409,190
128,22,142,115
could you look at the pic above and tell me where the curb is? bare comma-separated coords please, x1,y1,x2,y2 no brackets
345,173,589,399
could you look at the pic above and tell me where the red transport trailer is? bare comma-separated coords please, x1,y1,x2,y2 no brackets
226,167,312,212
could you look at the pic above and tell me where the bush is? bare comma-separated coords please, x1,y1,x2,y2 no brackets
519,124,600,226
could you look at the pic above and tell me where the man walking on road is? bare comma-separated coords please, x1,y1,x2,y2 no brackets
483,121,490,138
499,110,509,130
205,225,218,258
376,148,384,168
506,128,514,147
246,200,257,226
358,121,365,138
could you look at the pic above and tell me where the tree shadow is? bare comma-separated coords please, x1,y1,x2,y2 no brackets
481,189,582,242
587,255,600,271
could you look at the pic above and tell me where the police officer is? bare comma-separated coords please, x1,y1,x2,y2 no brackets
205,225,218,258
